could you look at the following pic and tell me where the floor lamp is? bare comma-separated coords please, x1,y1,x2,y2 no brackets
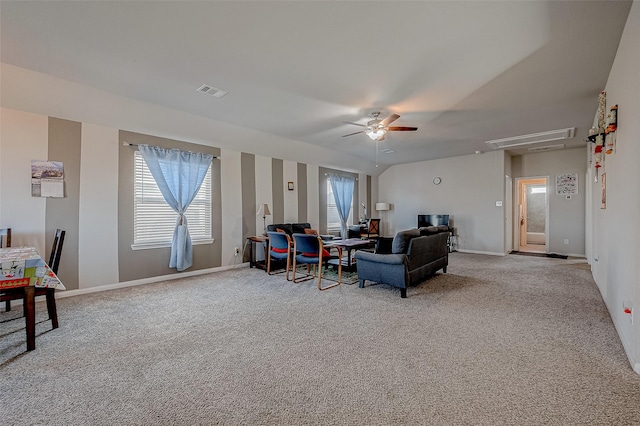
257,203,271,235
375,202,390,236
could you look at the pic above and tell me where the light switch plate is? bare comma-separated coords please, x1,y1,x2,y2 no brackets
495,201,503,207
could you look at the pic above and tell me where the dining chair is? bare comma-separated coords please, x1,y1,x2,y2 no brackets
0,228,65,328
291,233,341,290
1,228,12,311
266,231,293,280
362,219,380,240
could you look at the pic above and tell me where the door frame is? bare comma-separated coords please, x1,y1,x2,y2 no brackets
514,177,549,253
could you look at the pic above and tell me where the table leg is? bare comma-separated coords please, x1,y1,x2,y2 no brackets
248,239,254,268
24,286,36,351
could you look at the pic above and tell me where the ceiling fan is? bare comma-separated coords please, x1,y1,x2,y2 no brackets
342,112,418,141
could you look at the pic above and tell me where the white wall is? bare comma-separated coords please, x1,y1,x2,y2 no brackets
590,1,640,374
379,150,507,255
78,124,119,288
0,108,48,253
255,155,273,234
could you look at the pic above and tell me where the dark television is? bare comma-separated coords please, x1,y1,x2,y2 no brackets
418,214,450,228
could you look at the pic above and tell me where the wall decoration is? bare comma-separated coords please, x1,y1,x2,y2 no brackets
556,173,578,195
287,181,294,191
31,160,64,197
605,104,618,155
601,173,606,209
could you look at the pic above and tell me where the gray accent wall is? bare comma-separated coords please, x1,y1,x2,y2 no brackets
47,117,81,290
117,131,221,282
271,158,284,224
297,162,307,222
241,152,256,262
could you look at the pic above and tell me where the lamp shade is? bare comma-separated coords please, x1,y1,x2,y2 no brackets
256,203,271,216
375,202,390,211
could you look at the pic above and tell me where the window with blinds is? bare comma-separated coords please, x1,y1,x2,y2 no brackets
327,179,353,233
133,151,212,249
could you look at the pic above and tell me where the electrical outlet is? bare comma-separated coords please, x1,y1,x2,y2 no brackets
563,239,569,245
234,247,240,256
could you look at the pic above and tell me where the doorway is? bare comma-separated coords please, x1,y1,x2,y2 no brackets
516,177,548,253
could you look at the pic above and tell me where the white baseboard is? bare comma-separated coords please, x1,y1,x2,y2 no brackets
602,295,640,375
12,262,250,304
455,249,506,256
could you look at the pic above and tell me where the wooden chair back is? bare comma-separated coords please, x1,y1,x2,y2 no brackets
49,229,65,274
0,228,11,248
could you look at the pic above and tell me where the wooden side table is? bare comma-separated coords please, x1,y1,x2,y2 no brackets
247,235,267,270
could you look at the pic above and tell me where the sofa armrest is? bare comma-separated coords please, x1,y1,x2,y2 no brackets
355,251,405,265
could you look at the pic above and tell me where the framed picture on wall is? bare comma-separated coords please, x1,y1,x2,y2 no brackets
556,173,578,195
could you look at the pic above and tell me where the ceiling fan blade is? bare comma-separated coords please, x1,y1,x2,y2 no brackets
380,114,400,127
342,130,364,137
388,126,418,131
342,121,366,127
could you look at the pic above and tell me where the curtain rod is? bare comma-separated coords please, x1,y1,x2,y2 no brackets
122,142,217,158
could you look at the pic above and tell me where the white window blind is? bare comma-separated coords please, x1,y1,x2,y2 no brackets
133,151,212,248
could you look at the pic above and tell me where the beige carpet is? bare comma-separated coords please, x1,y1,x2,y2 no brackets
1,253,639,425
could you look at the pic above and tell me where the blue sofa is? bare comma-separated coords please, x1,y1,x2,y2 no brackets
354,226,449,298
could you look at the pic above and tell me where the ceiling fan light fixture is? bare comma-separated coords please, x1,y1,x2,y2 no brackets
366,128,386,141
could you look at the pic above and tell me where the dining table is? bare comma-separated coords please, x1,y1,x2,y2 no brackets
1,246,65,350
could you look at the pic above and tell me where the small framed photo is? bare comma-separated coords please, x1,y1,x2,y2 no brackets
287,181,294,191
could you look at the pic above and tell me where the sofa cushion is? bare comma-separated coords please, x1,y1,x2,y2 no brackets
392,229,421,254
419,226,440,235
436,225,450,233
292,223,311,234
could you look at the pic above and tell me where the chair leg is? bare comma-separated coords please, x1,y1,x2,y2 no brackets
24,286,36,351
5,300,10,312
266,253,272,274
46,288,58,329
400,288,407,298
318,260,341,291
285,256,291,281
292,257,297,282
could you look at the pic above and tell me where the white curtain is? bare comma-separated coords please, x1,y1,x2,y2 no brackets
138,144,213,271
329,174,355,239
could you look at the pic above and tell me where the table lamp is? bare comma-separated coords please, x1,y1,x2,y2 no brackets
256,203,271,235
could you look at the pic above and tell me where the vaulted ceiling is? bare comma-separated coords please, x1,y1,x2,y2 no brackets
0,1,632,168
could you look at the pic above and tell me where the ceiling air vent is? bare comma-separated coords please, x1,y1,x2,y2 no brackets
528,144,565,153
485,127,575,150
197,84,228,98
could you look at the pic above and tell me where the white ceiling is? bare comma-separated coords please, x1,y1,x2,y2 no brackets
0,1,632,166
